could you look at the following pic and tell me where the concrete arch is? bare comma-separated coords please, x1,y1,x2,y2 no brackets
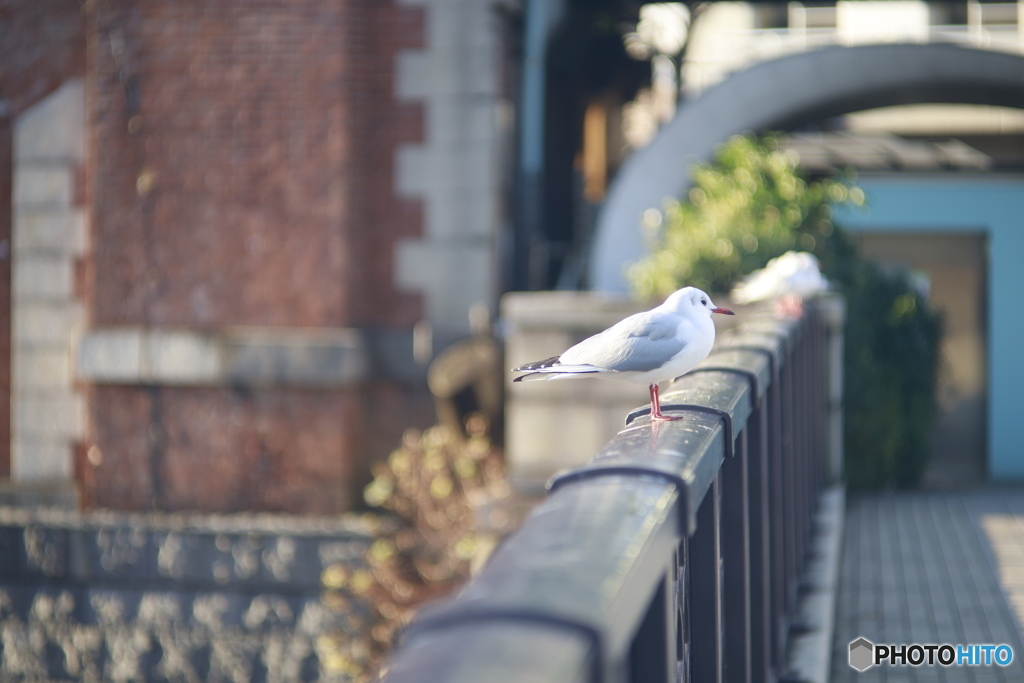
592,43,1024,291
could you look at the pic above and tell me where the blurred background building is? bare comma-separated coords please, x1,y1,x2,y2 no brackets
591,0,1024,488
3,0,1024,516
4,1,1024,680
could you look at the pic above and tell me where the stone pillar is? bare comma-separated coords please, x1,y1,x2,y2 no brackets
502,291,648,494
394,0,508,334
10,80,86,497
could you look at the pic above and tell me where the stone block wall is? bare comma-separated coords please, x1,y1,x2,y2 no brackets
0,0,88,479
11,80,88,487
0,506,376,681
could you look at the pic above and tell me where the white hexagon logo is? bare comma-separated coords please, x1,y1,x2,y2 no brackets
849,637,874,672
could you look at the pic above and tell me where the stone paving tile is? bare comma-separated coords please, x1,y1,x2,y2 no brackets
830,491,1024,683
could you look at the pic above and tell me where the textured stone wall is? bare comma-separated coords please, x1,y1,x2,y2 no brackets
0,506,376,681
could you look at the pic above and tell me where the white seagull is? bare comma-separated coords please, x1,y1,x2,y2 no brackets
512,287,734,421
730,251,828,304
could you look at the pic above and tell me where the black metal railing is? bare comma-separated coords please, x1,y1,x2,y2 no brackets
382,297,840,683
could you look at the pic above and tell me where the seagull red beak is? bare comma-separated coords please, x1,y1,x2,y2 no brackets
712,307,735,315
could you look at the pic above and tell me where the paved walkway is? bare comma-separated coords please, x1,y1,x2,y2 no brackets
830,490,1024,683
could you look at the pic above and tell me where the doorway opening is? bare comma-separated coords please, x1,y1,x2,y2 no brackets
855,232,988,488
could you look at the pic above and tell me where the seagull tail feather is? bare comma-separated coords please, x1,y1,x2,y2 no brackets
512,364,605,382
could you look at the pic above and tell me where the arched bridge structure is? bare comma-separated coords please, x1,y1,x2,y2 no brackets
591,43,1024,291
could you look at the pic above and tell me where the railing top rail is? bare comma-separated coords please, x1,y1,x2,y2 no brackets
384,621,594,683
404,476,680,677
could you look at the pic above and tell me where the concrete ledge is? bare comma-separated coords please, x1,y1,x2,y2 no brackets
501,290,645,330
0,479,80,510
78,326,371,388
223,328,369,388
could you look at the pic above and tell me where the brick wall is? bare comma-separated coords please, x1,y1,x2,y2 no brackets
88,0,425,328
87,386,364,513
348,0,427,327
77,0,431,512
0,0,442,513
0,0,515,514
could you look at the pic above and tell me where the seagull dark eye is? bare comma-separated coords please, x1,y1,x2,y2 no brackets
701,298,707,306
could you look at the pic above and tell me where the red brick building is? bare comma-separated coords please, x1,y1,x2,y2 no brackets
1,0,643,514
0,0,516,513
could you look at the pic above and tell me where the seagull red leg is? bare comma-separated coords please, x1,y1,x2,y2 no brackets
649,383,682,422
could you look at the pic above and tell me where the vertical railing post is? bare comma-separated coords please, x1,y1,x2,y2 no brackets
676,542,691,683
810,307,825,492
816,309,826,482
723,429,752,683
746,399,772,683
804,308,822,543
780,349,799,616
821,296,846,483
630,569,675,683
794,317,814,593
796,326,812,560
768,367,787,670
806,315,819,531
691,477,723,683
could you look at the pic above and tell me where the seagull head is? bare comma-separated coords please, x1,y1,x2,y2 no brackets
662,287,735,317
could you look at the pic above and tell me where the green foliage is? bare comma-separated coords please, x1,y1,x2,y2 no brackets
627,134,942,488
840,261,942,488
628,135,863,299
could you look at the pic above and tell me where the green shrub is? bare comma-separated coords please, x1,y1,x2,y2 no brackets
627,134,942,488
628,135,858,299
839,259,942,487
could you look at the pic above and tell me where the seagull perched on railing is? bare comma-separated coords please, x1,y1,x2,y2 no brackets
731,251,828,316
511,287,734,421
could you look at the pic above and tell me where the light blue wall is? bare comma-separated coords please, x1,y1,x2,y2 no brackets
834,175,1024,481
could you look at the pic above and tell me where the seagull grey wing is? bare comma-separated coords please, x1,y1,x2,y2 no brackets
559,312,684,373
